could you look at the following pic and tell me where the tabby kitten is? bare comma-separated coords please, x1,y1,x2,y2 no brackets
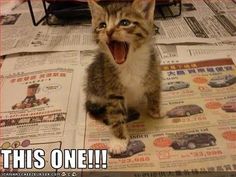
86,0,161,154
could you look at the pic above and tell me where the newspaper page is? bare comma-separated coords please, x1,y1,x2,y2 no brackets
1,0,236,56
1,0,236,175
154,44,236,65
0,2,96,56
0,9,44,56
78,51,236,172
0,51,83,172
0,11,97,56
0,0,25,15
27,25,96,53
155,0,236,44
204,0,236,14
176,45,236,58
155,44,180,65
13,0,45,13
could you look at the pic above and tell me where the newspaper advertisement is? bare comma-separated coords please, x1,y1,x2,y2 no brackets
0,51,83,172
155,0,236,44
79,51,236,172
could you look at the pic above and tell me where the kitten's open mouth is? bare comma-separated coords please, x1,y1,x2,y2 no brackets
107,41,129,64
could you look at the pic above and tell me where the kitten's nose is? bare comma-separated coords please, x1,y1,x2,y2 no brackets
106,29,114,38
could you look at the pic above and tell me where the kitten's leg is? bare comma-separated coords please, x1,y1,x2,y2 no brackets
106,95,129,154
146,91,165,118
127,107,140,122
86,95,106,119
86,100,106,118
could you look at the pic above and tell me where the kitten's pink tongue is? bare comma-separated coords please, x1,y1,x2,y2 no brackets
109,41,128,64
113,42,126,64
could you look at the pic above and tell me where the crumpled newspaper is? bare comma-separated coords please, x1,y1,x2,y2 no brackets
0,0,25,16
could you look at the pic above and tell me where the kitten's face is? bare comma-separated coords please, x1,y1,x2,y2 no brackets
88,0,155,65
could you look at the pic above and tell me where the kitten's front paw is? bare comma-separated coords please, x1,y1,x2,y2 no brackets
109,138,129,155
148,110,166,119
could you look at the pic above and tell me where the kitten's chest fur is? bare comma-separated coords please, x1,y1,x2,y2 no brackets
118,48,150,106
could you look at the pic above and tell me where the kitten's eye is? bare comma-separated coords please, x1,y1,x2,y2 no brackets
119,19,131,26
98,22,107,29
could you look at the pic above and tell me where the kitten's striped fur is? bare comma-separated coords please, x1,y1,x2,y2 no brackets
86,0,161,154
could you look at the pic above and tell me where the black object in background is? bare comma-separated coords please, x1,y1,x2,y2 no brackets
27,0,182,26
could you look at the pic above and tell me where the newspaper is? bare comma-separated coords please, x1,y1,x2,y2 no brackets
77,51,236,172
155,0,236,44
1,0,236,175
155,44,180,65
0,0,25,15
204,0,236,14
0,10,96,56
156,43,235,64
13,0,45,13
0,51,83,172
176,45,236,58
3,50,236,174
1,0,236,56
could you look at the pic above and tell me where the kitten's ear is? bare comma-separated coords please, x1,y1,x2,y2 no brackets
132,0,156,21
88,0,104,19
